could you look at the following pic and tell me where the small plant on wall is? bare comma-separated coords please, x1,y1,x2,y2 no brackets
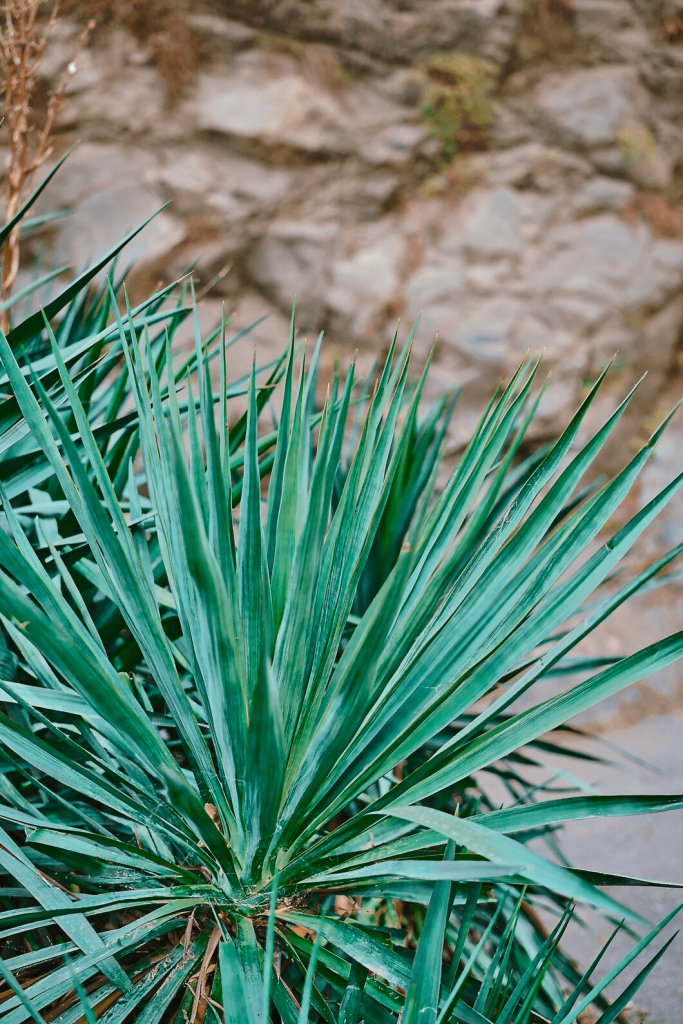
419,53,499,162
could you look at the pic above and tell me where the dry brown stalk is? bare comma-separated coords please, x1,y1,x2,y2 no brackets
0,0,93,329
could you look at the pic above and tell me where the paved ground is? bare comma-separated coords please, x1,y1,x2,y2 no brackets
487,573,683,1022
551,713,683,1024
566,579,683,1024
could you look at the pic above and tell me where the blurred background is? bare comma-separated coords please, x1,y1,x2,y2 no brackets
6,1,683,1019
20,2,683,441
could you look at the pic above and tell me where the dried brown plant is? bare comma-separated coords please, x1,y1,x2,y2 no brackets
0,0,93,328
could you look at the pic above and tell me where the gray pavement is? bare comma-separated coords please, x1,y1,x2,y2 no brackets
483,577,683,1022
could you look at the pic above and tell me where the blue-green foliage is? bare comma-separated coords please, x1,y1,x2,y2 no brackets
0,161,680,1024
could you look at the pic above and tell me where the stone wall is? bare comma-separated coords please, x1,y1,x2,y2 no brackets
20,0,683,449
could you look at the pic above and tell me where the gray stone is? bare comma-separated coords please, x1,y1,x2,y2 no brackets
50,182,185,273
449,298,523,361
413,297,523,366
247,220,337,323
541,295,609,330
216,159,292,206
514,191,555,241
620,133,672,189
39,24,106,99
62,49,104,97
189,66,343,152
408,304,466,368
623,238,683,309
187,13,257,58
164,237,242,292
465,144,588,191
489,105,536,150
37,144,161,210
607,27,654,62
59,65,170,137
637,295,683,367
156,149,220,197
36,145,185,274
464,259,514,291
460,187,523,258
462,145,541,189
300,169,401,222
590,146,627,175
351,174,402,218
535,66,644,148
404,260,466,313
326,224,407,336
155,148,292,217
636,423,683,550
512,313,552,354
584,320,638,369
357,122,426,166
569,1,652,63
570,0,640,36
440,187,524,260
185,55,412,157
531,215,649,303
211,0,506,63
572,176,634,215
381,68,424,107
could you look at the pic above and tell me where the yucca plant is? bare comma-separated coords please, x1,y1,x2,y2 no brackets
0,256,682,1024
1,144,683,1024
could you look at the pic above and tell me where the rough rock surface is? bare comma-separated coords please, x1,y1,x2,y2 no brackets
19,2,683,464
24,1,683,435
